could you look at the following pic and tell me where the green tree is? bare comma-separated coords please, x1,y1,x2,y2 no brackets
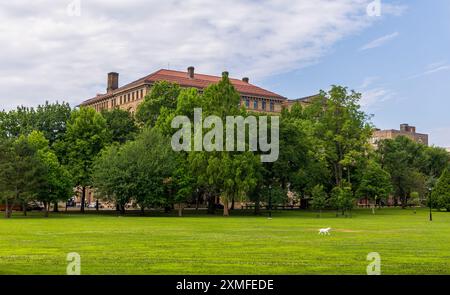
136,81,181,127
330,184,355,217
92,144,132,214
306,86,373,187
101,108,138,144
310,184,328,217
93,128,176,214
423,146,450,178
34,101,72,146
63,107,108,212
0,135,45,218
26,131,73,217
432,169,450,211
377,136,428,208
356,160,392,211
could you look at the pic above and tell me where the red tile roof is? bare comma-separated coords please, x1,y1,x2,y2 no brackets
81,69,286,105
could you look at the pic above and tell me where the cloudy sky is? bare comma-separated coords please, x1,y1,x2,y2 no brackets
0,0,449,146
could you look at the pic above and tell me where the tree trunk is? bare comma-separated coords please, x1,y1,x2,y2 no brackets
4,198,10,218
44,202,49,217
53,202,59,212
223,199,229,216
230,197,235,210
207,193,215,215
178,203,183,217
195,195,199,210
140,206,145,216
254,198,260,215
95,199,99,211
81,186,86,213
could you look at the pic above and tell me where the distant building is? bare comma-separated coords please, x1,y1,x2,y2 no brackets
371,124,429,146
446,147,450,153
81,67,291,114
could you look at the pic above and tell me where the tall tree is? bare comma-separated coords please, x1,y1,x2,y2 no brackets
432,168,450,211
63,107,108,212
0,135,45,218
93,128,177,214
101,108,138,144
310,184,328,217
306,86,373,187
377,136,428,207
135,81,181,127
26,131,73,217
356,160,392,210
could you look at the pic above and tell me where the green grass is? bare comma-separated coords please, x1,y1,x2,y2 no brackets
0,208,449,274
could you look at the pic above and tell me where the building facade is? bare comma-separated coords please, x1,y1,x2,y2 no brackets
371,124,429,146
80,67,290,114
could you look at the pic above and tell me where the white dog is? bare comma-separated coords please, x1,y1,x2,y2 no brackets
318,227,332,235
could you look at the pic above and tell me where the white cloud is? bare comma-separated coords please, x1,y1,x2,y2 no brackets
406,61,450,80
359,32,399,51
0,0,402,110
357,76,395,109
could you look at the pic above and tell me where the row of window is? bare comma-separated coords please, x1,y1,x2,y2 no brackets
243,97,277,112
93,88,146,111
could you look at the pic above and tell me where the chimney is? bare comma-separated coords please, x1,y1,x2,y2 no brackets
242,77,249,83
107,72,119,93
222,71,229,78
400,124,409,132
187,66,195,79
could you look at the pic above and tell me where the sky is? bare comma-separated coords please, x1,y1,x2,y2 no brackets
0,0,449,147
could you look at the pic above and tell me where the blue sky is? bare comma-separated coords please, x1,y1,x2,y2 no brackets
0,0,448,146
262,0,450,147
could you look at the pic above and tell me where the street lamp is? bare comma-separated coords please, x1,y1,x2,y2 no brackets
428,187,433,221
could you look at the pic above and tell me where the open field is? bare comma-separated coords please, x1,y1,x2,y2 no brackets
0,208,449,274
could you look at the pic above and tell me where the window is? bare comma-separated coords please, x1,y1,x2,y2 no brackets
127,94,130,102
270,101,274,112
253,100,258,109
262,100,266,110
140,89,144,98
120,96,122,104
132,92,135,101
245,99,250,108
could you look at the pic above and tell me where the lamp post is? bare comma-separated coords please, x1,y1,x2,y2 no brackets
428,187,433,221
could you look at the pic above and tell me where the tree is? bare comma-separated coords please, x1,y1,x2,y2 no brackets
63,107,108,212
135,81,181,127
305,86,373,187
423,146,450,178
330,184,355,217
310,184,328,217
377,136,428,208
432,169,450,211
130,128,177,213
26,131,73,217
101,108,138,144
356,160,392,211
92,144,132,214
92,128,177,214
34,101,72,146
170,159,195,217
0,135,45,218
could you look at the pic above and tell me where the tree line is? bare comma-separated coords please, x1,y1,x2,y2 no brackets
1,75,449,218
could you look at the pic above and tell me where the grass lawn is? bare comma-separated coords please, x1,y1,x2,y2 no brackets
0,208,449,274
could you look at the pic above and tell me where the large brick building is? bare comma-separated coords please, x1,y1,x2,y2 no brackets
371,123,429,146
80,67,291,113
